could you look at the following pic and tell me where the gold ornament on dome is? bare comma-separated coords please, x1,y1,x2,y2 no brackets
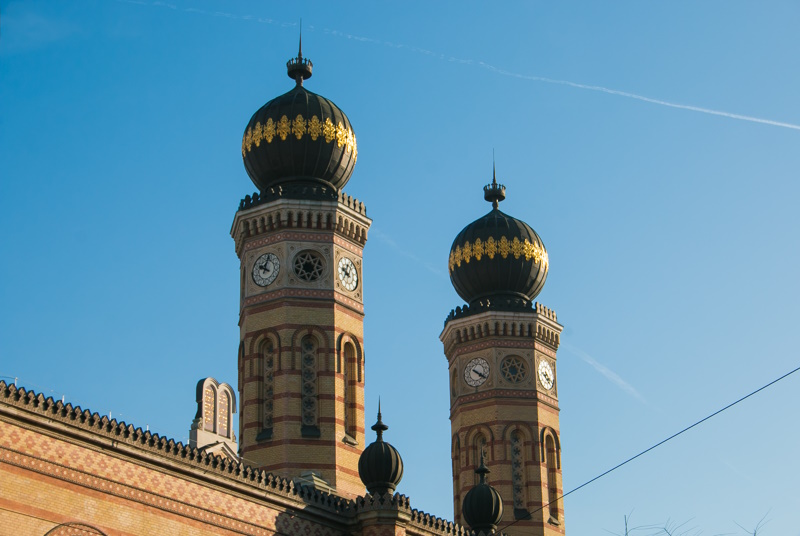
241,113,358,158
264,118,276,143
511,236,524,259
308,115,322,140
277,115,291,140
462,241,472,264
253,122,263,147
448,235,549,274
499,236,510,258
485,236,497,259
335,122,347,148
473,238,484,261
323,117,335,142
292,114,306,140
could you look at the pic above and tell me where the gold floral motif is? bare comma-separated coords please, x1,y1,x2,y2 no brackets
264,118,276,143
462,241,472,264
511,236,523,259
277,115,291,140
323,118,335,143
252,122,263,147
240,115,358,156
473,238,484,261
308,115,322,140
499,236,510,258
335,122,347,148
292,114,306,140
485,237,497,259
523,241,535,261
448,235,549,273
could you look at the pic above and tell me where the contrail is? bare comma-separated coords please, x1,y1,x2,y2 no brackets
562,342,646,404
117,0,800,132
371,227,446,278
476,62,800,131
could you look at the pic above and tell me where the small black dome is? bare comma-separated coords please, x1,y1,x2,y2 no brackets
241,45,356,193
448,174,548,307
358,404,404,496
462,454,504,534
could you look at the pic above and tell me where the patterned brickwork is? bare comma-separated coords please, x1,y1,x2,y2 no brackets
0,382,470,536
233,195,370,498
441,305,565,536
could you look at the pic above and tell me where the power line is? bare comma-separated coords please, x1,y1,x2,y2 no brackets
498,364,800,533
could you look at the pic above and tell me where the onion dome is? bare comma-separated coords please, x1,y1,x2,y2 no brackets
358,403,404,496
241,38,357,193
462,453,504,534
448,167,548,308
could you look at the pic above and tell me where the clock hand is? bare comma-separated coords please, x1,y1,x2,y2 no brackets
473,368,488,379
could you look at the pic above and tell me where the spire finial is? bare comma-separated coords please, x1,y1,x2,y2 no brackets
287,24,313,86
476,450,490,484
492,149,497,187
371,399,388,441
483,152,506,209
298,19,303,59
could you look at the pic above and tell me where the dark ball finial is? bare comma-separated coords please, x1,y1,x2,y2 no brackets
358,402,404,496
462,452,504,534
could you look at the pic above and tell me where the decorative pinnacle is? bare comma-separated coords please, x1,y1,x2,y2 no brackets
475,450,490,484
371,399,388,441
483,158,506,209
286,26,313,86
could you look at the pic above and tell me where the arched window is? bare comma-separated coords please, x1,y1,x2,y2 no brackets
343,342,357,439
258,339,275,440
510,431,527,517
453,434,461,521
473,432,488,485
301,335,320,437
545,433,559,522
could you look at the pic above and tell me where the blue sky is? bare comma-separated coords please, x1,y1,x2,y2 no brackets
2,1,799,534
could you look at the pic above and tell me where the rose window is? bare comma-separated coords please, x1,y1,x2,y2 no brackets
294,251,324,281
501,356,527,383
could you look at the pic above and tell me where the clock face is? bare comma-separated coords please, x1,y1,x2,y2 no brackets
337,257,358,291
252,253,280,287
538,359,554,390
464,357,490,387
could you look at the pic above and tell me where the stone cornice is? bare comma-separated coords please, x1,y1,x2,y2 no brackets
241,288,364,315
439,302,563,356
450,387,560,415
231,193,372,257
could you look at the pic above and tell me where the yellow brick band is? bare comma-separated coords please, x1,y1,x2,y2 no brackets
448,236,548,272
242,114,357,161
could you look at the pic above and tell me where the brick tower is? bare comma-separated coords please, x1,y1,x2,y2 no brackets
230,43,371,498
441,173,565,535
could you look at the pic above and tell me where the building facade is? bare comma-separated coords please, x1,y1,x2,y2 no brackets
0,46,566,536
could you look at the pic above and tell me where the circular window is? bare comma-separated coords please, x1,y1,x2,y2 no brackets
501,356,527,383
294,251,325,281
